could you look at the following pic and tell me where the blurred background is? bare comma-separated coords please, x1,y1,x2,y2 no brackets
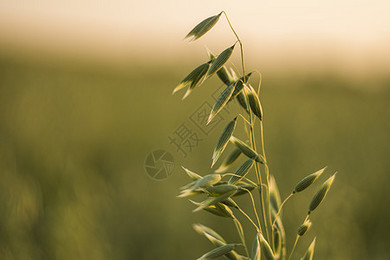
0,0,389,259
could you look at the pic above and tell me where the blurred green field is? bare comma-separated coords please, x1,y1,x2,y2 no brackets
0,55,389,259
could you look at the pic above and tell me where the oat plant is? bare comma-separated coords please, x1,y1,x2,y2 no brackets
173,11,336,260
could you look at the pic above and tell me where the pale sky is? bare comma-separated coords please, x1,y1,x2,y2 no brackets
0,0,389,75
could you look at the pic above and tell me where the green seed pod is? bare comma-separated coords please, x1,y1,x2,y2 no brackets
221,198,238,209
273,226,282,259
258,233,275,260
193,190,237,212
181,166,202,180
234,183,257,196
197,243,239,260
207,44,236,77
192,174,222,190
189,200,230,218
212,117,237,167
206,184,239,196
229,136,264,163
294,167,327,193
251,235,260,260
208,83,235,124
298,219,312,236
231,72,252,98
228,158,254,184
302,237,316,260
215,148,241,174
246,84,263,120
269,175,282,214
173,61,211,95
186,13,222,41
309,173,337,212
193,223,226,243
236,90,250,114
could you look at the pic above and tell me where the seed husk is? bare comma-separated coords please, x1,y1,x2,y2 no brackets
246,84,263,120
182,62,211,100
215,148,241,173
177,189,203,198
221,198,238,209
193,223,226,243
182,166,202,180
269,175,282,213
197,243,239,260
231,72,252,98
309,173,336,212
192,174,222,190
206,184,239,196
207,50,234,86
258,233,275,260
190,201,232,218
207,44,236,77
208,83,235,124
298,219,312,236
234,183,257,196
186,13,222,41
294,166,327,193
228,159,255,184
212,117,237,167
193,190,237,212
236,89,250,114
251,235,261,260
273,225,282,259
229,136,264,163
173,61,210,95
301,237,316,260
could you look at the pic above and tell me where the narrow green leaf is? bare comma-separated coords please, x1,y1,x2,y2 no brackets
186,13,222,41
212,117,237,167
207,44,236,77
294,166,327,193
309,173,337,212
301,237,316,260
229,136,264,163
189,174,222,190
207,83,235,124
197,243,239,260
215,148,241,173
229,159,254,184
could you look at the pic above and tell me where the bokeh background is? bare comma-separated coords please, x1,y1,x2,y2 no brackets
0,1,389,259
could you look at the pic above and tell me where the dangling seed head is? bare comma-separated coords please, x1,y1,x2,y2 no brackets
298,219,312,236
294,166,327,193
309,173,337,213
